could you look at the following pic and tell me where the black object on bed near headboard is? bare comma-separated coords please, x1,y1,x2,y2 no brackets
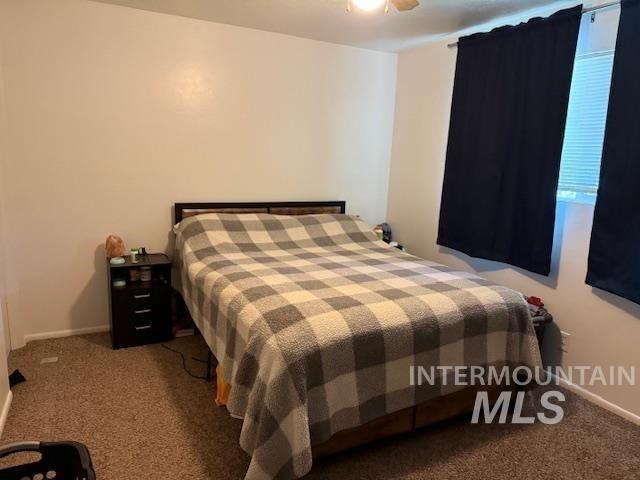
173,201,346,225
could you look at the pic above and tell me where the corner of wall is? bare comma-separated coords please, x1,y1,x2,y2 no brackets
0,22,14,418
0,40,13,355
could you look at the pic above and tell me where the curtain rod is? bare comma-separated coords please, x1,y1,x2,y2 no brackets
446,1,621,48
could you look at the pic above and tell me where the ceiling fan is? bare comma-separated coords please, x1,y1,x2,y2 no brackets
347,0,420,13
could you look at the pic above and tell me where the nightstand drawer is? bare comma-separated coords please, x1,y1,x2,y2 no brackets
131,290,152,300
114,307,169,348
131,292,152,311
129,309,156,343
129,284,154,304
132,307,153,327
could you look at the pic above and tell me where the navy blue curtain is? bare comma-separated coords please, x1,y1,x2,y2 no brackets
437,6,582,275
586,0,640,303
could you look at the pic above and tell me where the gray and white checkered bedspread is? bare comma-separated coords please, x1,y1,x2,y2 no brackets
175,213,541,480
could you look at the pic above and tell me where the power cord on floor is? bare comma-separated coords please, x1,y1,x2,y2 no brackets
161,343,208,380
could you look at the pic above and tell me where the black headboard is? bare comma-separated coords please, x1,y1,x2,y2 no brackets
173,201,346,224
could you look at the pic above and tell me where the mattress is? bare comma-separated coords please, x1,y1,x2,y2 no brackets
174,213,541,480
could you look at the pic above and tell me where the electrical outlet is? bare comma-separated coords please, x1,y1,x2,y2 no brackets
560,331,571,353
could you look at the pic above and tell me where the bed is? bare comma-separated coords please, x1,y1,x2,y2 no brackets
173,201,541,480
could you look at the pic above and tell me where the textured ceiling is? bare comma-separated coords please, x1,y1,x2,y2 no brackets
91,0,584,51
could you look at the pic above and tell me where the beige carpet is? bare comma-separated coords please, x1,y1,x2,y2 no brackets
1,333,639,479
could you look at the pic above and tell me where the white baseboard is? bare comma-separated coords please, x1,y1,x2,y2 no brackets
553,375,640,426
24,325,110,344
0,389,13,438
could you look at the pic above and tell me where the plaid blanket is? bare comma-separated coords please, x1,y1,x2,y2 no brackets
175,213,541,480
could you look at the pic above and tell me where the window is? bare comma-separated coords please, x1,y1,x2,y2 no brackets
557,50,615,204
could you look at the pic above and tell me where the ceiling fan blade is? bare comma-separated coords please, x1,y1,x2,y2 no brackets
391,0,420,11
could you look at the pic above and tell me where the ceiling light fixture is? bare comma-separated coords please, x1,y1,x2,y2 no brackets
346,0,420,14
347,0,390,13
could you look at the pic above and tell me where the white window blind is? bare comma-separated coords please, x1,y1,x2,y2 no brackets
557,51,615,203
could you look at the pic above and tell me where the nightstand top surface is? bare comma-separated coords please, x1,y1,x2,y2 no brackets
108,252,170,269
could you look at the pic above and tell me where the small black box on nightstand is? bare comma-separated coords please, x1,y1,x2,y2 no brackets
106,253,172,349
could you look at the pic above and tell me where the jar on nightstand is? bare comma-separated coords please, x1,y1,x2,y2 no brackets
140,267,152,282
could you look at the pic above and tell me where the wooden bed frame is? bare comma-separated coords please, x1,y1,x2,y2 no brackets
172,201,513,458
174,201,346,224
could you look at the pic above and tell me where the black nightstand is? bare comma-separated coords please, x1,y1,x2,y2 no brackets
107,253,172,349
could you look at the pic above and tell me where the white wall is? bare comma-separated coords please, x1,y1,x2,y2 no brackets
0,0,397,348
387,9,640,418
